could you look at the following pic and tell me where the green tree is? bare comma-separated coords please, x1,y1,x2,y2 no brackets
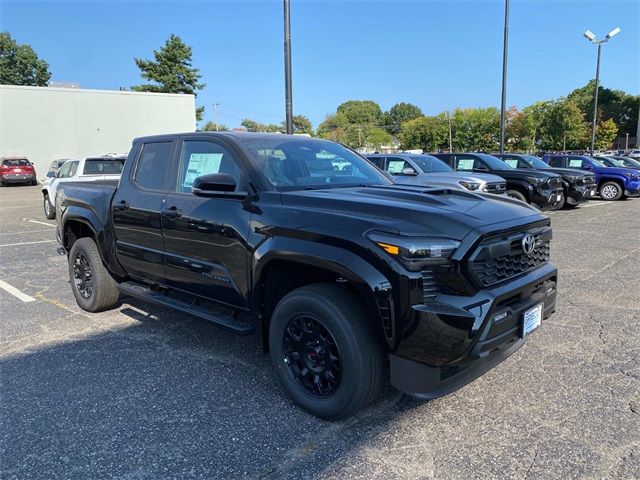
398,115,449,152
594,118,618,150
317,112,353,145
451,107,500,152
568,80,639,139
241,118,282,132
537,99,588,150
0,32,51,86
336,100,383,126
131,34,206,121
201,121,229,132
365,127,392,150
383,102,423,136
288,115,314,135
505,107,537,152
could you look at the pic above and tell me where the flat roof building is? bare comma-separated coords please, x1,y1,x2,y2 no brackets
0,85,196,177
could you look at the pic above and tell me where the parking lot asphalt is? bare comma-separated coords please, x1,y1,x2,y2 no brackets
0,184,638,480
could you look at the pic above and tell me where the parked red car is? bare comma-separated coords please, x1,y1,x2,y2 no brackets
0,157,37,186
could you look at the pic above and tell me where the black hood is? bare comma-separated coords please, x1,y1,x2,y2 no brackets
280,185,544,241
487,168,562,180
536,167,593,179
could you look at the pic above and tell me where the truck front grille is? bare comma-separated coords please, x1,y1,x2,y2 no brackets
469,226,551,287
579,175,596,186
547,177,562,189
484,182,507,194
422,269,439,302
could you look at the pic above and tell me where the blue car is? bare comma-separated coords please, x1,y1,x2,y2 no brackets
542,154,640,201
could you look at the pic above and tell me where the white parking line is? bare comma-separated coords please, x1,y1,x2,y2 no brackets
581,202,615,208
25,219,56,227
0,240,57,247
0,279,35,302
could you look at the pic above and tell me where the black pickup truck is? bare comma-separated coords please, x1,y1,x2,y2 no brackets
56,132,558,419
434,152,564,210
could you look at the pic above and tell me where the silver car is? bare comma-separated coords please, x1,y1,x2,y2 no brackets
366,154,507,195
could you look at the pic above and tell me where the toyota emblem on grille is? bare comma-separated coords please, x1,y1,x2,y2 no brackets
522,233,536,255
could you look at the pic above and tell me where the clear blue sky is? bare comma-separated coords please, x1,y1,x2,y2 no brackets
1,0,638,128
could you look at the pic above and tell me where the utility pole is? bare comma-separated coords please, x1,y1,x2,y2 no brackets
582,27,621,154
626,132,629,150
212,102,220,131
448,111,453,152
283,0,294,134
499,0,510,154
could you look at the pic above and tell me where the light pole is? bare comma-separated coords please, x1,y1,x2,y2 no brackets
499,0,510,154
283,0,294,134
212,102,220,131
582,27,620,154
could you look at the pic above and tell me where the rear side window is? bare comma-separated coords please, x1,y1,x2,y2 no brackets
135,142,172,190
368,157,385,169
84,159,124,175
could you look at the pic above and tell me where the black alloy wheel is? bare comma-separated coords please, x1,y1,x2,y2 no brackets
283,315,342,397
73,252,94,299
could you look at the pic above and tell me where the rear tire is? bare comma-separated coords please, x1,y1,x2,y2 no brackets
68,237,119,312
43,194,55,219
31,180,38,186
506,190,528,203
599,181,622,201
269,284,384,420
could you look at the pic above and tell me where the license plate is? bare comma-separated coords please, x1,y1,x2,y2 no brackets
556,194,562,202
522,304,542,337
13,168,22,172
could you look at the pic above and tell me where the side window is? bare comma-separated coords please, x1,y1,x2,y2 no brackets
503,157,519,168
386,158,410,175
68,161,79,177
455,155,477,171
177,140,244,193
135,142,173,191
368,157,385,169
57,161,73,178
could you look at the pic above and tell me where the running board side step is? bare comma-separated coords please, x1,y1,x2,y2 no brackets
118,281,255,335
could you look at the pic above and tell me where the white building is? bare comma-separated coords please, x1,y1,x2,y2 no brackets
0,85,196,176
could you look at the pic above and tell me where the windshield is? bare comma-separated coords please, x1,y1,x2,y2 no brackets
409,155,453,173
596,157,625,167
241,137,391,190
615,156,640,167
524,155,550,169
84,159,124,175
475,153,513,169
2,159,30,167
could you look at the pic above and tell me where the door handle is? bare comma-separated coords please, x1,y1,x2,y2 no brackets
115,200,130,211
162,206,182,219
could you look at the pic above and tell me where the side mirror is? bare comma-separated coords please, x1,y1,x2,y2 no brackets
583,164,592,170
192,173,248,199
474,166,489,172
401,167,418,176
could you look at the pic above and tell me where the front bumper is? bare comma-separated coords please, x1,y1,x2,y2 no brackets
1,174,36,184
531,187,563,210
624,180,640,197
566,183,597,205
389,262,557,399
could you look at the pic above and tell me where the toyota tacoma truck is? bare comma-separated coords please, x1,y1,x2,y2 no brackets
434,152,564,210
495,154,596,208
543,154,640,201
366,153,507,195
55,133,558,420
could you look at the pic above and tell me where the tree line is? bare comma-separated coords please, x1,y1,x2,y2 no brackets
2,31,637,151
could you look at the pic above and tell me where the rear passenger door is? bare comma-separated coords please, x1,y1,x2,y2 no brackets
112,141,176,284
161,138,252,307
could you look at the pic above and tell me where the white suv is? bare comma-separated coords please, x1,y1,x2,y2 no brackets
42,156,125,219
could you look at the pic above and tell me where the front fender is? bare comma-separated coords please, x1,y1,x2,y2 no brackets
253,236,396,346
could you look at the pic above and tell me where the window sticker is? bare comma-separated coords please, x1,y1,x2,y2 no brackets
387,160,405,174
504,159,518,168
183,153,223,188
457,159,474,170
568,159,582,168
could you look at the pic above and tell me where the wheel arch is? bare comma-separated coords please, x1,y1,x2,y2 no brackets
253,238,393,351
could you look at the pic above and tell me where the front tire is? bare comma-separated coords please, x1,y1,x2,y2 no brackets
506,190,528,203
599,181,622,201
554,191,566,210
269,284,384,420
68,237,119,312
43,194,55,219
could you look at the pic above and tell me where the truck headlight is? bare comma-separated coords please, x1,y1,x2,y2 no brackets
366,232,461,271
526,176,544,185
457,180,481,191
